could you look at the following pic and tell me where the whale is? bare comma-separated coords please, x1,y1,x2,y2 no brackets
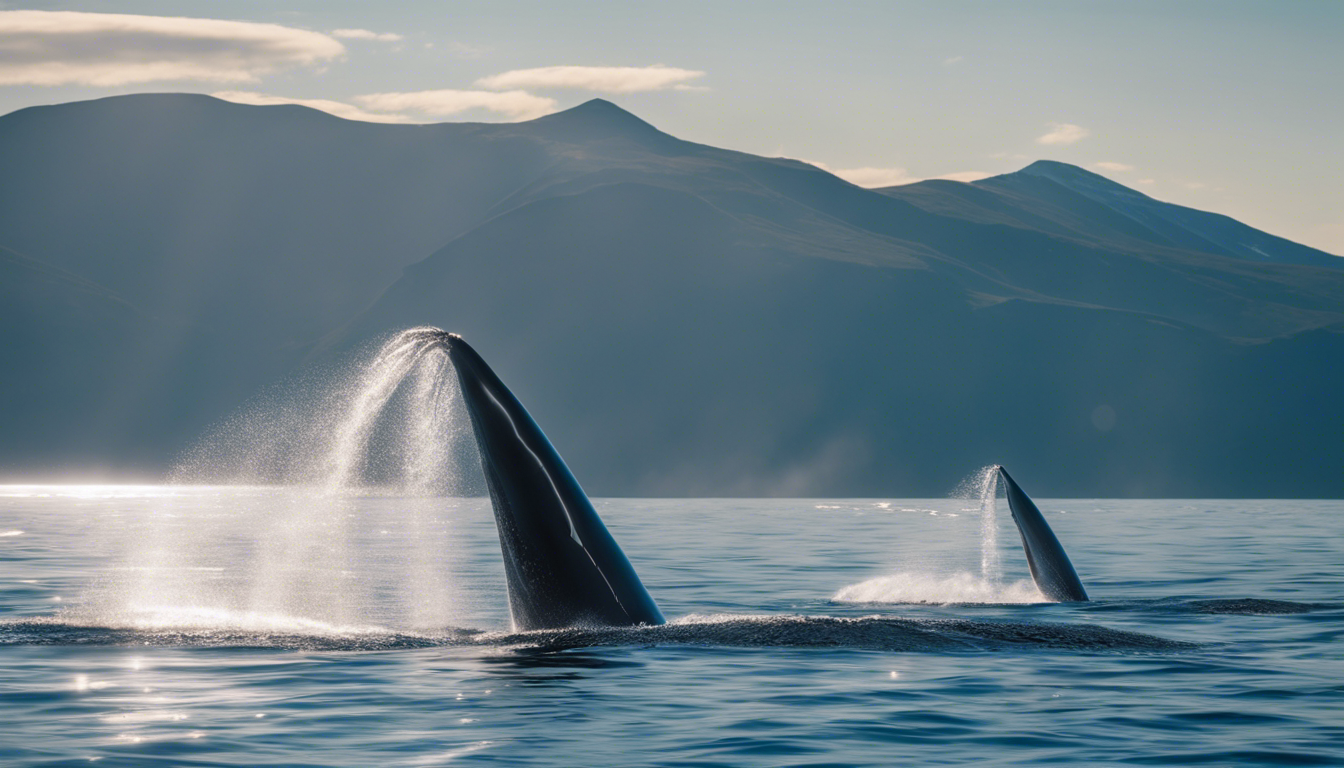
997,466,1089,602
440,332,665,631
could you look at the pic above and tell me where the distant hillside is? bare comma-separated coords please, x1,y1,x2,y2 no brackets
879,160,1342,269
2,94,1341,496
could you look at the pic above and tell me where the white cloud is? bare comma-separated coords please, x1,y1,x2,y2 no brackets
827,166,921,187
1093,161,1135,172
331,28,402,42
803,161,988,188
937,171,992,183
212,91,410,123
944,55,964,65
354,89,557,120
0,10,344,86
475,65,704,93
1184,181,1208,190
1135,178,1156,186
1037,122,1090,145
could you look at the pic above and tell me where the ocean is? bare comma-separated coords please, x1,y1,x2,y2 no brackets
1,487,1341,766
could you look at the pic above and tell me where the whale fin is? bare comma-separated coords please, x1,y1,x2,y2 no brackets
997,466,1088,602
443,333,665,630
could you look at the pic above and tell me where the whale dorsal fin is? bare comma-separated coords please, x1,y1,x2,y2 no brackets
443,333,664,630
997,466,1088,602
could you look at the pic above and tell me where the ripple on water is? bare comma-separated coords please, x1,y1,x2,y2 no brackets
2,493,1341,767
0,612,1195,654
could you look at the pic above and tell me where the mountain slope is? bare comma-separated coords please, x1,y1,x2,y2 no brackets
880,160,1342,269
2,93,1342,495
0,244,162,470
335,179,1344,497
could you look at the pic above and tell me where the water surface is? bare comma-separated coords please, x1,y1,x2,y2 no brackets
1,488,1341,766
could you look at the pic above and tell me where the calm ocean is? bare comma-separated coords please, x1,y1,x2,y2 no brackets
1,488,1341,766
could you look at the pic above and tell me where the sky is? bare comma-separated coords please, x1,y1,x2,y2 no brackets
1,1,1340,255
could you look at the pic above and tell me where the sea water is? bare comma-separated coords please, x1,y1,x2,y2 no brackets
1,488,1341,766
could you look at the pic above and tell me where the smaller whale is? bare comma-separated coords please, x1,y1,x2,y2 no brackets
442,332,665,631
997,466,1088,602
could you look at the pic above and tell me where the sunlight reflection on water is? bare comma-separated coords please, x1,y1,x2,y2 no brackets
0,489,1341,766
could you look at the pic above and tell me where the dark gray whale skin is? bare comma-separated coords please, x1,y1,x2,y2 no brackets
442,332,665,630
998,466,1089,602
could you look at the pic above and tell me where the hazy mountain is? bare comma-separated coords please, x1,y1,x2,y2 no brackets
880,160,1342,269
2,94,1341,496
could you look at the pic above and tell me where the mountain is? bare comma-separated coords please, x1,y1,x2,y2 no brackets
879,160,1341,268
2,94,1341,496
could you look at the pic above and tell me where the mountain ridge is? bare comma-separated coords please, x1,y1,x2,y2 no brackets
2,93,1341,496
882,159,1340,269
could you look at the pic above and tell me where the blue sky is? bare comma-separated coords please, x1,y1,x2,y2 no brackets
2,1,1340,254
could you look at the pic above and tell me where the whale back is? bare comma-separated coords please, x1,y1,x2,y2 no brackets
445,334,664,630
998,466,1089,602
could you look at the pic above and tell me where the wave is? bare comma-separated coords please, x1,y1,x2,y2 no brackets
0,611,1193,653
56,603,403,636
830,574,1334,616
833,571,1045,605
1078,597,1333,616
517,614,1193,653
0,613,467,651
1185,598,1328,615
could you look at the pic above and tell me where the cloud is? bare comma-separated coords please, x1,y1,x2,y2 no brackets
0,10,344,86
331,28,402,42
804,161,988,188
1037,122,1089,145
1093,161,1135,172
944,56,964,65
475,65,704,93
826,166,920,187
1184,181,1208,190
215,89,559,124
354,89,557,120
938,171,992,183
211,91,410,123
1135,178,1156,186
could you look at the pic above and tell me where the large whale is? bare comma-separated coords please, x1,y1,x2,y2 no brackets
440,332,665,631
997,466,1089,602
